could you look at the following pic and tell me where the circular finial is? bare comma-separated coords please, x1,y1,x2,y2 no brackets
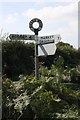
29,18,43,34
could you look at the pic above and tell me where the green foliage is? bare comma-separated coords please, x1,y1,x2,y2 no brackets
55,42,79,68
2,40,80,119
70,66,80,83
2,64,80,119
2,40,34,80
2,40,80,80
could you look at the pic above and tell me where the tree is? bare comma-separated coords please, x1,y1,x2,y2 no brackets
2,40,34,80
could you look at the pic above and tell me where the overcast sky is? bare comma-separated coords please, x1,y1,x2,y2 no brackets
0,1,79,48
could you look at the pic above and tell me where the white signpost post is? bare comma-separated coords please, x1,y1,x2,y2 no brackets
9,18,61,80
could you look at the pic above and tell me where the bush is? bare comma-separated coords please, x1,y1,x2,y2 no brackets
2,40,34,80
2,65,80,119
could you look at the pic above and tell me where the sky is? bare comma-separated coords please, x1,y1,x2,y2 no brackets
0,0,79,48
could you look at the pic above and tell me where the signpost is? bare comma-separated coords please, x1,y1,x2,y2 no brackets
9,18,61,80
29,18,43,80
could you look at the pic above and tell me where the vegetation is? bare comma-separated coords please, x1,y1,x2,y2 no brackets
2,40,80,120
2,40,34,80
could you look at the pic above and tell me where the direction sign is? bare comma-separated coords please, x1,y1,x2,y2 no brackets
37,40,55,45
38,34,61,44
9,34,61,44
9,34,35,40
38,43,56,56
